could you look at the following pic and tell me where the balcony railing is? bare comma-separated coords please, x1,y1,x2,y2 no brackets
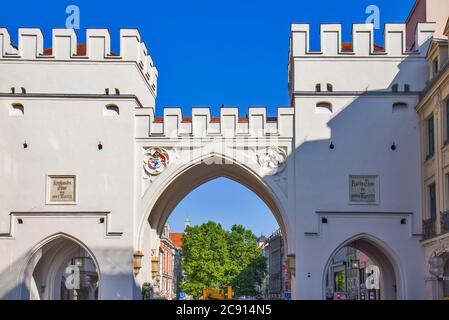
423,218,436,241
441,211,449,235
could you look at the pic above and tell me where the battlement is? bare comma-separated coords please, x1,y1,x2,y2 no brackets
0,28,158,91
135,107,295,138
290,22,436,57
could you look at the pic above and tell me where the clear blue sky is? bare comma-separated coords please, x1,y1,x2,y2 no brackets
1,0,415,116
168,178,279,236
0,0,415,236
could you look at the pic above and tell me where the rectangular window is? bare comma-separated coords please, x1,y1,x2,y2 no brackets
429,183,437,221
428,116,435,158
359,268,366,285
446,174,449,210
334,271,345,292
433,59,439,75
447,101,449,142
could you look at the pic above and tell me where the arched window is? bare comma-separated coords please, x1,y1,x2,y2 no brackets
9,103,24,116
316,102,333,114
315,84,321,92
104,104,120,116
327,83,333,92
392,102,408,112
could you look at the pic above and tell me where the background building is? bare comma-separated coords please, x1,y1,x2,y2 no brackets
405,0,449,49
154,223,182,300
415,17,449,300
259,229,290,300
325,247,380,300
169,231,183,299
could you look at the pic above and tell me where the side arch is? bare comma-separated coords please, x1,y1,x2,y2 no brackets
18,232,101,300
137,152,291,253
322,233,404,300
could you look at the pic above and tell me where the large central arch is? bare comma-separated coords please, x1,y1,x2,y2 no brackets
137,152,291,254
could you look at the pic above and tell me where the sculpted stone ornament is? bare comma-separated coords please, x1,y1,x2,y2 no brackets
433,238,449,257
257,147,287,175
143,148,170,176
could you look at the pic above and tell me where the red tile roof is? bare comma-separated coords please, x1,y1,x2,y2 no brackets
341,42,385,53
169,232,183,248
152,116,258,123
43,44,118,56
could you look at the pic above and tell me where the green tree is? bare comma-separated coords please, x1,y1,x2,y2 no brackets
180,222,267,299
227,225,267,297
180,221,230,298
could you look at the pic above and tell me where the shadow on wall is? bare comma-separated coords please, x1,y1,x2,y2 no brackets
291,36,433,300
294,39,428,218
138,41,431,300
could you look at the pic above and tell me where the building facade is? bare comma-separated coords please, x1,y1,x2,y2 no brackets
155,224,177,300
416,20,449,300
325,247,381,300
259,229,289,300
169,231,183,299
0,0,448,300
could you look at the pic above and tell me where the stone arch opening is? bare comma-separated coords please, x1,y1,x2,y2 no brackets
20,233,100,300
137,153,293,299
142,154,289,252
323,235,402,300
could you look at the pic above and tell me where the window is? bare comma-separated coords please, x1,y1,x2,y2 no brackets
404,84,410,92
316,102,332,114
159,250,163,278
359,268,366,284
9,103,24,116
334,271,345,292
428,115,435,158
392,84,399,92
104,104,119,116
392,102,408,112
429,183,437,221
446,100,449,143
315,84,321,92
433,59,439,75
327,83,333,92
446,174,449,210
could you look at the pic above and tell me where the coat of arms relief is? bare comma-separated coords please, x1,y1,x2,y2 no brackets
143,148,170,177
255,147,288,196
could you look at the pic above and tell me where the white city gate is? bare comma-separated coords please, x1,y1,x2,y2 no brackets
0,22,435,299
134,106,297,297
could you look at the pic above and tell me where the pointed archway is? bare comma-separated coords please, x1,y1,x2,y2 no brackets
138,153,291,253
323,234,403,300
135,152,295,298
20,233,100,300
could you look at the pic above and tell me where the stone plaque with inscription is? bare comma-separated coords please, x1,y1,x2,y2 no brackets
48,176,76,203
350,175,378,203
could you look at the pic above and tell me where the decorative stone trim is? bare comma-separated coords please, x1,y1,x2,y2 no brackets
256,147,287,176
133,251,144,276
143,148,170,176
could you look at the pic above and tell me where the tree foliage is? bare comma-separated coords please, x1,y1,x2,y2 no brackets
180,221,266,299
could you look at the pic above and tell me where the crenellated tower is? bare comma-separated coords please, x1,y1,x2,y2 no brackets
288,21,437,300
289,22,436,95
0,28,158,107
